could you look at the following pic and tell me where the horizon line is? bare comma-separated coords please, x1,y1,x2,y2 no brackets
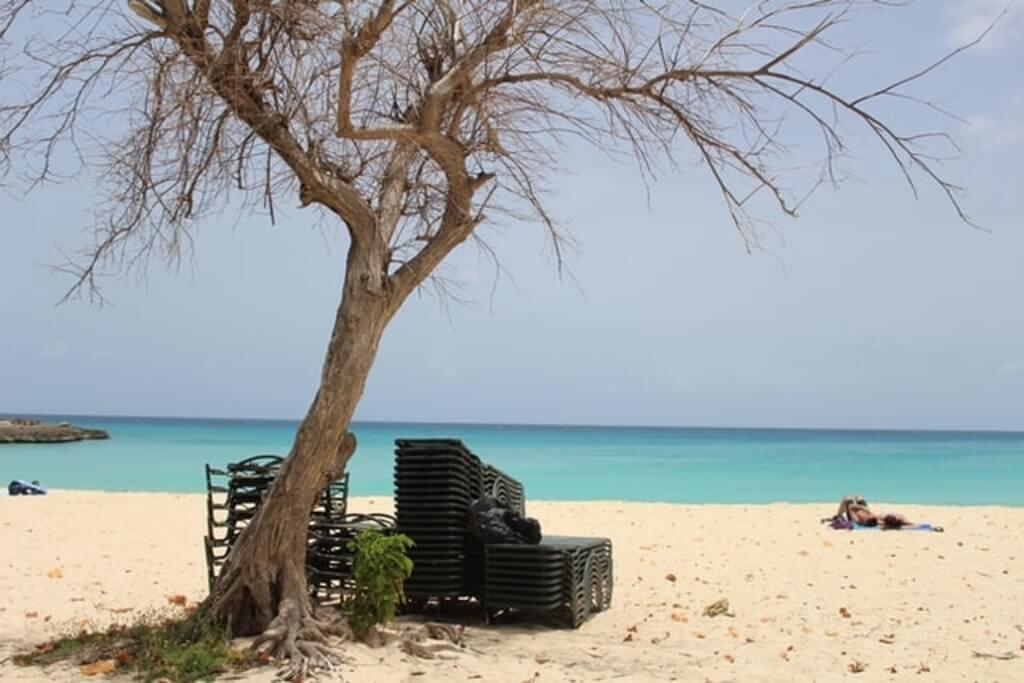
5,411,1024,435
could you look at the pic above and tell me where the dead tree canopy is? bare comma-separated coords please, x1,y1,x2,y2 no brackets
0,1,983,302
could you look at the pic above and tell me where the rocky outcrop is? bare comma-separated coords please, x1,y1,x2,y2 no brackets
0,418,110,444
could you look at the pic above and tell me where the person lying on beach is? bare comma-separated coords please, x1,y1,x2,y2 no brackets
832,495,942,531
845,502,911,529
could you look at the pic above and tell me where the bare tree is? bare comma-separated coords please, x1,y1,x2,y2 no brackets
0,0,988,675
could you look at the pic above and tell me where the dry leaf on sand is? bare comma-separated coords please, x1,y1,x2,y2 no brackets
703,599,731,618
80,659,116,676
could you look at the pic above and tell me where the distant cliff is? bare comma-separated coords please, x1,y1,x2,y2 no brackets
0,418,110,444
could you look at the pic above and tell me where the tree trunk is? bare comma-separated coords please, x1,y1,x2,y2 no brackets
207,243,396,637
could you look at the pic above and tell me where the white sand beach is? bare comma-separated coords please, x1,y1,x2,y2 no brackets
1,491,1021,682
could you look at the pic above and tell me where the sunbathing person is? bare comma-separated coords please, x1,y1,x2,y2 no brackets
845,502,911,529
834,495,940,531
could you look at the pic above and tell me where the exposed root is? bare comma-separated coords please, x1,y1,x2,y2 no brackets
251,599,351,681
249,599,470,675
423,623,464,644
395,622,467,660
398,638,461,660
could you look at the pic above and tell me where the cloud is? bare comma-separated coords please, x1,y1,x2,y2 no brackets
963,91,1024,147
427,345,459,381
1000,360,1024,376
42,339,69,360
946,0,1024,51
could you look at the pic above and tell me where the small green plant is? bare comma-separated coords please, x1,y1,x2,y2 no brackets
344,530,415,638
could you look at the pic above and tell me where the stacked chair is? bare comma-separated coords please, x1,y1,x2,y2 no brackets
204,439,615,628
307,511,396,603
482,536,613,628
311,474,351,521
204,455,284,589
482,463,525,514
394,439,483,603
393,438,614,628
204,455,394,603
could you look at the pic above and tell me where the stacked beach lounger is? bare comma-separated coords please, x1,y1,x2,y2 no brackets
204,456,387,602
204,455,284,589
482,536,613,628
394,439,483,603
393,438,614,628
306,511,396,603
482,463,525,514
304,469,387,602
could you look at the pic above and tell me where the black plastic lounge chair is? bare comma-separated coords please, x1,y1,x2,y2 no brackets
202,454,352,595
393,437,614,628
482,536,613,628
306,512,397,602
317,473,350,518
394,439,484,603
482,464,525,515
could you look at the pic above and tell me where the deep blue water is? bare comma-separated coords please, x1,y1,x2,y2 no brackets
2,416,1023,505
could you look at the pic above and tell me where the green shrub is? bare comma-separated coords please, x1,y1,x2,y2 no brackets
344,530,414,638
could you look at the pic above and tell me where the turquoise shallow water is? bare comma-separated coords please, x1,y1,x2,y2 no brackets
2,416,1023,505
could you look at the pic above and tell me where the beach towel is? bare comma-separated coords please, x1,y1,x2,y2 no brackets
852,523,943,532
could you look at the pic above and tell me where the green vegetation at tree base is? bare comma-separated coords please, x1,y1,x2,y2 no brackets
344,530,415,638
14,611,255,682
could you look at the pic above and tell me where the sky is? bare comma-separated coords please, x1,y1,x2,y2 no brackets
1,1,1022,431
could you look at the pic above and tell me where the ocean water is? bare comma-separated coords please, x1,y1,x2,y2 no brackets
1,416,1023,505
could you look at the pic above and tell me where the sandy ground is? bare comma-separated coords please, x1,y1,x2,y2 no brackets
1,491,1022,682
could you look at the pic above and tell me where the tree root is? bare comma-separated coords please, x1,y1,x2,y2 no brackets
394,622,467,660
251,599,352,681
249,598,470,677
398,638,461,660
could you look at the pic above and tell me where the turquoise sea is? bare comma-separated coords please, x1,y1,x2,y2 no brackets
2,416,1023,505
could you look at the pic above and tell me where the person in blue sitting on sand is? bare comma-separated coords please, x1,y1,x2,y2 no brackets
7,480,47,495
